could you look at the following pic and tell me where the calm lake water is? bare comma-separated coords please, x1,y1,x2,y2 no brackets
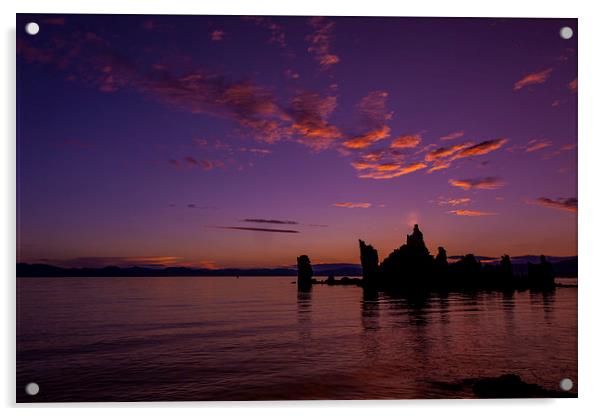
16,277,577,402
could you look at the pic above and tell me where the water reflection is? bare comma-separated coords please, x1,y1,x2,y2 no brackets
360,290,380,332
17,277,575,401
296,289,313,349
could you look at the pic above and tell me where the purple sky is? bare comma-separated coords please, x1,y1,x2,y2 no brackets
17,14,577,268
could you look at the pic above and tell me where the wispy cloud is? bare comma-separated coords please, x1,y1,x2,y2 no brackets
425,142,473,162
451,138,508,160
438,197,471,206
390,134,422,149
306,17,340,68
447,209,498,216
449,177,505,190
514,68,553,91
357,162,427,179
529,197,577,213
289,92,341,150
186,204,218,210
343,125,390,149
210,226,299,233
243,218,298,225
427,160,452,173
440,131,465,141
342,91,394,150
508,139,552,153
332,202,371,208
210,30,225,41
170,157,223,171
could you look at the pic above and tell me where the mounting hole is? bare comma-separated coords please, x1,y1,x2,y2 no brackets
25,382,39,396
559,378,573,391
25,22,40,36
559,26,573,40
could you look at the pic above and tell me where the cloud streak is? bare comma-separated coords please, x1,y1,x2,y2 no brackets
356,162,427,179
211,226,300,233
243,218,298,225
438,197,471,206
529,197,577,213
451,138,509,160
332,202,371,208
390,134,422,149
449,177,505,190
440,131,465,141
447,209,498,216
514,68,553,90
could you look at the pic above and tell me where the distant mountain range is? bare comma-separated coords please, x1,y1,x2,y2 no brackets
17,256,577,278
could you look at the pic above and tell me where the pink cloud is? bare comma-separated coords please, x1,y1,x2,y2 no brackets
438,197,471,206
357,162,427,179
440,130,465,141
529,197,577,213
332,202,371,208
449,177,505,190
447,209,498,217
342,125,391,149
306,17,340,69
390,134,422,149
450,138,508,160
514,68,553,90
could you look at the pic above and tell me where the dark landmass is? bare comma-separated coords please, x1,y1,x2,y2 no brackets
16,262,364,278
17,255,576,279
16,263,296,278
430,374,576,398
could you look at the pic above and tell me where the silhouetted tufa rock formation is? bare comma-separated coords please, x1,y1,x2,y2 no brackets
379,224,435,288
359,240,379,287
358,224,558,293
297,255,313,291
528,255,555,289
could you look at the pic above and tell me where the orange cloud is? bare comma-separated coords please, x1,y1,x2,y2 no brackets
358,162,427,179
440,130,465,141
449,177,505,190
425,142,473,161
451,138,508,160
526,139,552,152
448,209,498,217
427,160,452,173
529,197,577,213
508,139,552,153
289,92,342,149
569,78,578,92
332,202,371,208
343,125,391,149
391,134,422,149
514,68,553,90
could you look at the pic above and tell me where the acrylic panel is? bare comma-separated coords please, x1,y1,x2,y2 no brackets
16,14,578,402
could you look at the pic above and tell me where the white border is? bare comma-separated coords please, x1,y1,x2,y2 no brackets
2,1,601,415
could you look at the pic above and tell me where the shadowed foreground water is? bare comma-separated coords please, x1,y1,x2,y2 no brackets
17,277,577,402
